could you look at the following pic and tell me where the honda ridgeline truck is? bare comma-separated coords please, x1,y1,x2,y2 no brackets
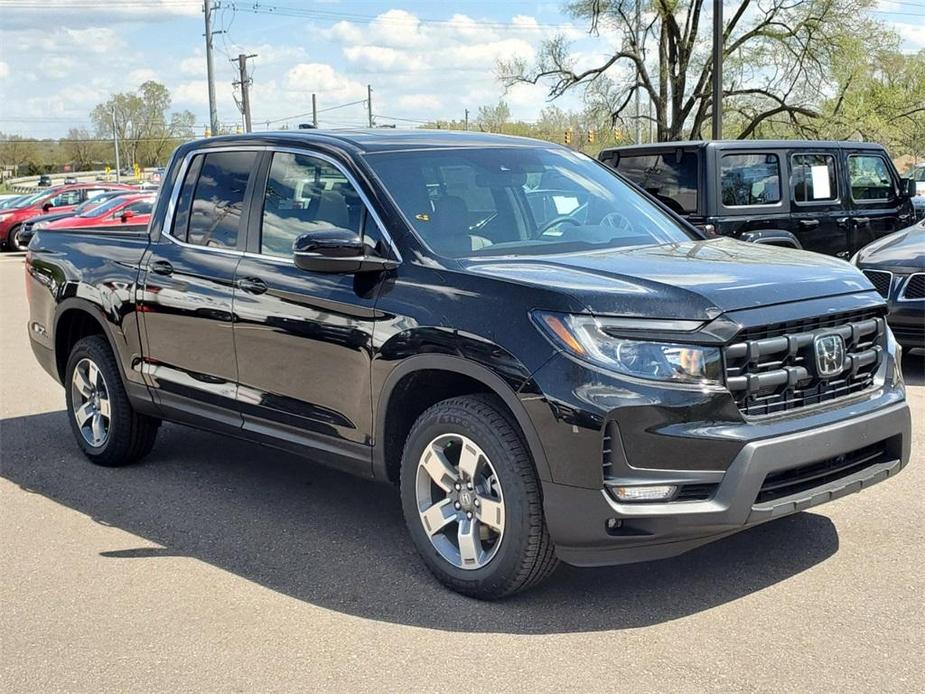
26,131,912,599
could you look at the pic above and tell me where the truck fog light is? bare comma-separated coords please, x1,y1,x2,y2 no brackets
612,485,677,502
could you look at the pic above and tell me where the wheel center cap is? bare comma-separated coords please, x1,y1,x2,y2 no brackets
458,489,474,510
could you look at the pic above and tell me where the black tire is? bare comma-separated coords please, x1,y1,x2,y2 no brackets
8,225,27,252
64,335,160,467
400,394,558,599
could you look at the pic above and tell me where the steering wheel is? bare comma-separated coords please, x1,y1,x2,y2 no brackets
537,215,582,236
599,212,632,234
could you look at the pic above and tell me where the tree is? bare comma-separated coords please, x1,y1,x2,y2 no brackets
499,0,888,141
0,134,39,177
60,128,102,171
477,101,511,132
91,81,196,168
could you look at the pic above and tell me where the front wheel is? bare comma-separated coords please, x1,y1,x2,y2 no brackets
64,335,160,467
400,394,558,599
7,225,27,252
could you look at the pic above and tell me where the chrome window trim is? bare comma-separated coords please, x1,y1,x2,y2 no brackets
160,144,402,264
160,144,267,258
264,146,403,263
897,272,925,302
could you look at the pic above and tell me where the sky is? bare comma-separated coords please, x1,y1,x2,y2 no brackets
0,0,922,139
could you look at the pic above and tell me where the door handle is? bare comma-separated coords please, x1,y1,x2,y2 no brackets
854,217,871,226
798,219,819,229
150,260,173,276
235,277,268,295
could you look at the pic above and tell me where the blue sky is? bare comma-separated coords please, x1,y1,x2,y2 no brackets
0,0,922,138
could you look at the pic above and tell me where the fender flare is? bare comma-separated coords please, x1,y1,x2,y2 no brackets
53,297,126,381
738,229,803,249
373,354,553,483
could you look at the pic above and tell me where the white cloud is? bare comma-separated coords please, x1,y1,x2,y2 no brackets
285,63,368,102
0,62,9,79
892,22,925,50
2,0,199,30
129,68,160,84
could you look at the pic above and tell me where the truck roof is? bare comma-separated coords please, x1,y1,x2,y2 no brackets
180,129,564,155
599,139,888,155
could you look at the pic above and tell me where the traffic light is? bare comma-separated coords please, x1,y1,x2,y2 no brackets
564,129,572,145
588,129,595,144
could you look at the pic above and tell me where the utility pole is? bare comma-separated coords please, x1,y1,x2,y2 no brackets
367,84,374,128
712,0,723,140
204,0,220,136
233,53,257,133
111,107,121,183
634,1,641,144
464,108,469,131
312,93,318,127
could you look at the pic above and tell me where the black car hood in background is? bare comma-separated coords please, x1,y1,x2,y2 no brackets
462,237,875,319
855,224,925,274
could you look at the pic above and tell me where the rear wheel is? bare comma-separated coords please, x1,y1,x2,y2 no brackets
64,335,159,467
400,394,558,599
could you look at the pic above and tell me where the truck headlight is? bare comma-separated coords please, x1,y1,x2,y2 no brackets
533,311,723,385
31,221,48,230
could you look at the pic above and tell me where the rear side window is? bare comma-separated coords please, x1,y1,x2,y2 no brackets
849,154,895,202
47,189,82,207
184,151,257,249
615,152,699,214
791,153,838,203
721,153,781,207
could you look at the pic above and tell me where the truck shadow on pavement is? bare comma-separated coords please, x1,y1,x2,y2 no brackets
1,408,846,635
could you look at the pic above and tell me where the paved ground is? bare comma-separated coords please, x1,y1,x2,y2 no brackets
1,251,923,693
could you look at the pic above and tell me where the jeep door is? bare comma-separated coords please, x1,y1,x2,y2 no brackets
788,149,849,257
844,149,915,254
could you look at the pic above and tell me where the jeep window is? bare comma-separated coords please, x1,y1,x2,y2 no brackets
791,153,838,203
186,150,257,249
615,151,699,214
849,155,895,202
721,153,781,207
260,152,370,258
364,147,694,258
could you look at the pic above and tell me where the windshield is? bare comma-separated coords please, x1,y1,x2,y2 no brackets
15,190,50,208
79,195,130,218
364,146,694,258
912,167,925,182
0,195,25,209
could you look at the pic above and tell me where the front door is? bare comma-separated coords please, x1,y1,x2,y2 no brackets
788,150,848,257
231,149,394,474
845,150,912,254
139,149,259,427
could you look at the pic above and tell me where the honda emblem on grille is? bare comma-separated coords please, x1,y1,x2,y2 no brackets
814,333,845,378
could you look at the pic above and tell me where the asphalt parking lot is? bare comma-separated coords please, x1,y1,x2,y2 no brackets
1,251,922,693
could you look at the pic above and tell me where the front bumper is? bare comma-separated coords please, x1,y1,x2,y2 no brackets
543,401,911,567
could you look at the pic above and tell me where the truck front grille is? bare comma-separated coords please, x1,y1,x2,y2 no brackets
901,273,925,300
755,441,890,504
724,308,885,417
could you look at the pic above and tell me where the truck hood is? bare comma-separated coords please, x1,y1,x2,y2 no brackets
462,237,874,319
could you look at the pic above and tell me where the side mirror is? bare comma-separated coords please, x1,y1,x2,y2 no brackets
42,203,53,212
120,209,135,223
901,177,917,197
293,228,398,274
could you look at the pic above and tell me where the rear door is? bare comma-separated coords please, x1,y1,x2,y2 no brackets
845,149,912,253
231,148,396,473
139,148,259,427
788,149,848,257
714,148,792,243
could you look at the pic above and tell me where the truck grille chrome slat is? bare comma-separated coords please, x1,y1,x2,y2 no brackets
724,308,885,417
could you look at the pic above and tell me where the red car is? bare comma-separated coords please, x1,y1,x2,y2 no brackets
42,194,155,231
0,183,133,251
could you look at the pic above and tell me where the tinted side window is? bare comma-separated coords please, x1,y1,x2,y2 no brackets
721,153,781,207
261,152,367,258
187,151,257,249
616,152,699,214
849,154,895,202
791,153,838,203
49,190,82,207
171,154,203,242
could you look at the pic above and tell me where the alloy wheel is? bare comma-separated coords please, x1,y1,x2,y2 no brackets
71,357,111,447
415,433,505,570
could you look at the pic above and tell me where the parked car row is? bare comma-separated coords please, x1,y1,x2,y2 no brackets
0,182,155,251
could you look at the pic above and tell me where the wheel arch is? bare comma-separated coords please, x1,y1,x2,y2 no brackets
53,300,123,383
373,355,552,485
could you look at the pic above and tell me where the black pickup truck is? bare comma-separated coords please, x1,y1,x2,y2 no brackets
27,131,911,599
